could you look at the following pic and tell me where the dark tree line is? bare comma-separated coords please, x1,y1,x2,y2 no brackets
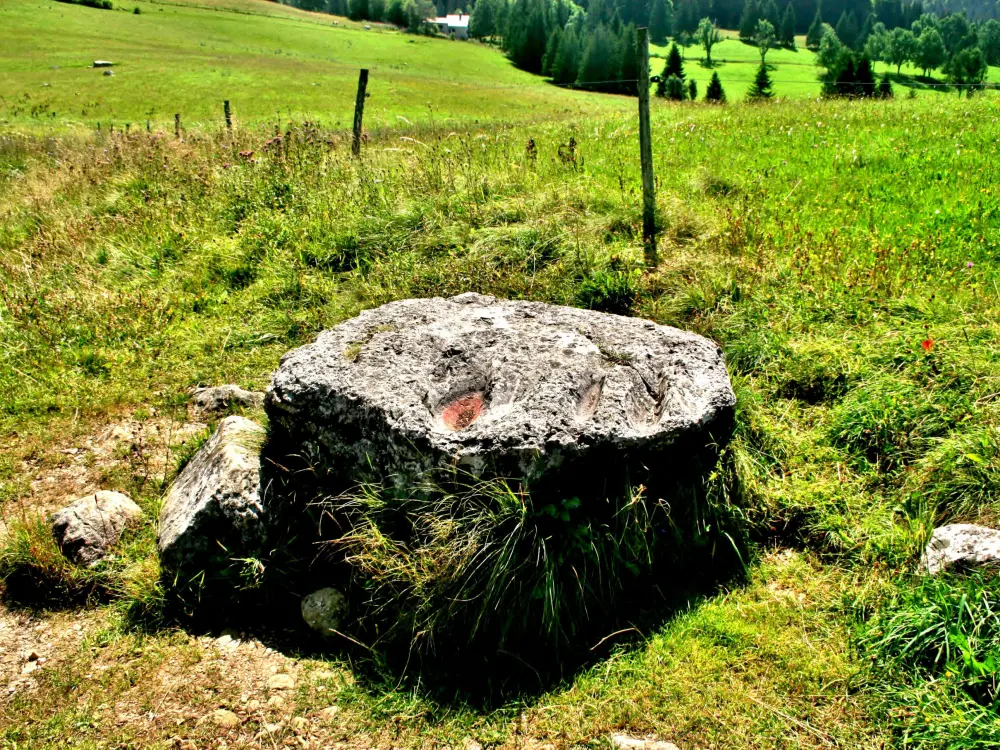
274,0,1000,96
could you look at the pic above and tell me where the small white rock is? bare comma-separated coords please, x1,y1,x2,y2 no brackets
268,673,295,691
611,734,681,750
923,524,1000,575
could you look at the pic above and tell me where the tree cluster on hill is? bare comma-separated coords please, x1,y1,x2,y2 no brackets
817,9,995,94
276,0,999,97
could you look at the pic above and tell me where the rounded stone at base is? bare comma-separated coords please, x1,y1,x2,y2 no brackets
301,587,348,636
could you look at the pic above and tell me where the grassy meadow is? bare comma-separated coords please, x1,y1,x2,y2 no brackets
653,32,1000,100
2,90,1000,747
0,0,628,131
3,0,1000,748
3,0,999,136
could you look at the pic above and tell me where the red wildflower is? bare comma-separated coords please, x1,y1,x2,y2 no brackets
922,339,934,352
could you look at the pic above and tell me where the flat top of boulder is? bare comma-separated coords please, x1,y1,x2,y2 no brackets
268,294,734,460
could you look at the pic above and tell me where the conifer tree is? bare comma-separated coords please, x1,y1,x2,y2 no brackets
854,55,875,96
577,25,615,86
687,78,698,99
806,6,824,48
780,2,796,47
740,0,760,39
542,27,562,76
747,61,774,99
662,42,686,80
877,73,893,97
763,0,780,28
666,74,686,99
835,56,856,95
676,0,698,34
552,25,581,83
705,70,726,101
616,23,639,94
835,10,859,50
648,0,672,46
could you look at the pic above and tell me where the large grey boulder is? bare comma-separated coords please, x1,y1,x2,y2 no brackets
51,491,143,565
922,524,1000,575
190,384,264,413
266,293,735,495
158,416,266,575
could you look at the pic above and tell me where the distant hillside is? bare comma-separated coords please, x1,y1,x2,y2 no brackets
0,0,626,131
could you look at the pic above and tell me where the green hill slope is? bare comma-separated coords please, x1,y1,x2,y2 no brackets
0,0,628,131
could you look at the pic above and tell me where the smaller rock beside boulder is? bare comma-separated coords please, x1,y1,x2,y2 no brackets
51,491,143,566
158,416,266,577
301,588,348,636
923,524,1000,575
612,734,680,750
190,385,264,413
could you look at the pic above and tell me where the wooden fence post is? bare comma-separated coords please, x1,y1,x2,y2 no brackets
636,28,657,267
352,69,369,157
224,100,232,131
174,113,182,139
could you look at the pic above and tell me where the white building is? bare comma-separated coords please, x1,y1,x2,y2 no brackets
427,13,469,39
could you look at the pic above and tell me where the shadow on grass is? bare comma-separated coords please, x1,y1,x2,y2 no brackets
0,443,757,709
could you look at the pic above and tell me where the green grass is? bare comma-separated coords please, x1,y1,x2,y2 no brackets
652,33,1000,101
0,0,628,131
3,10,1000,743
4,0,997,133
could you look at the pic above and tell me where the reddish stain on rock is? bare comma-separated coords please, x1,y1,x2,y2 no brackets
442,393,484,431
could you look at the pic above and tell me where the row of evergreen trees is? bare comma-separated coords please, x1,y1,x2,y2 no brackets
814,10,997,86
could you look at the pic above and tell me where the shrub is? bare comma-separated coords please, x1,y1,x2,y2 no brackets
862,572,1000,742
54,0,114,9
773,341,854,403
576,268,639,316
747,63,774,100
705,71,726,102
907,426,1000,525
828,377,960,471
319,465,744,663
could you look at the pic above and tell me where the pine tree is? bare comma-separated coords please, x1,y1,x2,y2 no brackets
763,0,780,27
662,42,685,80
780,2,796,47
854,55,875,96
666,74,685,99
739,0,760,39
806,6,823,48
552,25,581,84
676,0,698,34
877,73,893,97
835,11,859,50
747,61,774,99
542,27,562,77
705,70,726,101
687,78,698,99
617,23,639,95
648,0,672,46
835,56,857,95
577,25,615,86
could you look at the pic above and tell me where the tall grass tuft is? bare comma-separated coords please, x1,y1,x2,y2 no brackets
862,572,1000,746
317,466,744,663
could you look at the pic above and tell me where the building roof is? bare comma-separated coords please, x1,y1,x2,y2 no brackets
429,14,469,28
